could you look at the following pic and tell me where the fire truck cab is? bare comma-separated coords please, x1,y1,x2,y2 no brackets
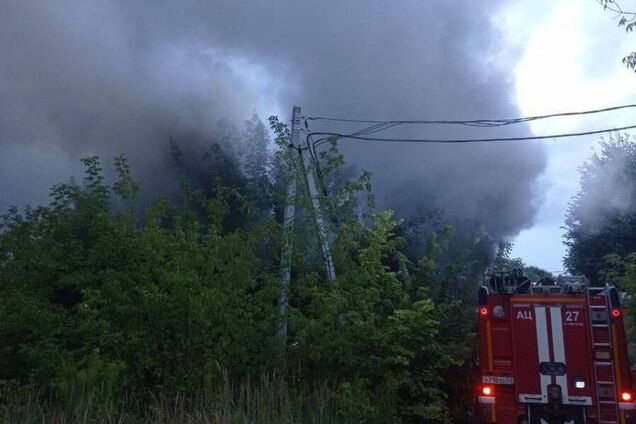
478,271,635,424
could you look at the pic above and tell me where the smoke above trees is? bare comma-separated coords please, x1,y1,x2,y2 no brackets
0,0,547,242
564,134,636,282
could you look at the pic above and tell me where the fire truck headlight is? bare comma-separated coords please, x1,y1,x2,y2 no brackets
493,305,505,318
481,385,494,396
574,378,585,389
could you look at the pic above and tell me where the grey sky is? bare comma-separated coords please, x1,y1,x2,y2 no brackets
4,0,626,269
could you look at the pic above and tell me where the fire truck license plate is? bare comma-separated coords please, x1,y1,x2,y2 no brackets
481,376,514,385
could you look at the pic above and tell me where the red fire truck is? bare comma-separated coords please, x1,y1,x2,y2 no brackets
477,272,635,424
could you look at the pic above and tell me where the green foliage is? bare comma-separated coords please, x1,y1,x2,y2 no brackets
112,154,140,203
598,0,636,71
564,132,636,361
494,240,513,268
618,254,636,362
243,114,273,214
0,375,342,423
491,240,552,281
564,133,636,283
287,210,460,422
524,265,553,282
623,52,636,71
0,156,279,398
1,118,481,422
492,240,522,270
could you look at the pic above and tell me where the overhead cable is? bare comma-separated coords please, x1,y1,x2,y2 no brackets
305,103,636,127
301,103,636,211
307,124,636,145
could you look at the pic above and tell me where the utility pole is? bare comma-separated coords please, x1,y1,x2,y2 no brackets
298,144,336,283
277,105,301,343
277,105,337,345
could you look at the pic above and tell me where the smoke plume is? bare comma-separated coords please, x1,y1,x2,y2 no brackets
0,0,546,240
571,135,636,234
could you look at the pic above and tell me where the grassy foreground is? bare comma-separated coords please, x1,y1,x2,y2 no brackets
0,375,340,424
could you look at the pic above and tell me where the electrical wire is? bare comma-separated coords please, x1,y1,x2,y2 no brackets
303,118,327,195
305,103,636,127
307,123,636,144
304,120,400,198
301,103,636,225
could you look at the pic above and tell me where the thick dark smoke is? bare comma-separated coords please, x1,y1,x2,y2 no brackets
0,0,546,240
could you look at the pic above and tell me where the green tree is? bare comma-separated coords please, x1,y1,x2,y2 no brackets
1,121,486,422
524,265,554,282
598,0,636,71
0,156,279,397
564,133,636,283
243,114,273,214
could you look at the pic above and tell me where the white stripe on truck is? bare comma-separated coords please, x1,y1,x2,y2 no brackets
535,306,550,402
550,306,569,401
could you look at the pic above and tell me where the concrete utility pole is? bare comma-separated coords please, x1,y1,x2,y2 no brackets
299,143,336,283
277,105,301,343
277,105,337,345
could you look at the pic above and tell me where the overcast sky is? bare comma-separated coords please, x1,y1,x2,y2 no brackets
502,0,636,271
1,0,635,273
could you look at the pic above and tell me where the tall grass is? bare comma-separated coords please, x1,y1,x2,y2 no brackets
0,374,341,424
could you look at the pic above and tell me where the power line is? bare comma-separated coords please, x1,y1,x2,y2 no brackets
303,118,328,196
305,103,636,127
307,123,636,145
302,103,636,216
303,120,399,197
